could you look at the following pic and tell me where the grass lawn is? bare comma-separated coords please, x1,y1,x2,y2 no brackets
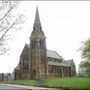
2,77,90,90
44,77,90,90
3,79,36,86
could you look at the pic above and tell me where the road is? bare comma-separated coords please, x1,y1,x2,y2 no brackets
0,84,63,90
0,84,29,89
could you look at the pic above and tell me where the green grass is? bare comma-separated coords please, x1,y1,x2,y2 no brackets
3,79,36,86
2,77,90,90
44,77,90,90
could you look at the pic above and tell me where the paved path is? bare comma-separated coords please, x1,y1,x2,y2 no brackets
0,84,63,90
0,84,27,89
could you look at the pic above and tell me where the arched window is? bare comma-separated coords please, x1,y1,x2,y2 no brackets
31,40,36,49
40,39,45,49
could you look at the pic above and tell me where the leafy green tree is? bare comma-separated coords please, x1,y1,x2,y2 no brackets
79,38,90,77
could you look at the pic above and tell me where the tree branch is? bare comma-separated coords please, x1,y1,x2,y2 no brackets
0,15,21,41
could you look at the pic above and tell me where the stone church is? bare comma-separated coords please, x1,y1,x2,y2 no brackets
15,8,76,79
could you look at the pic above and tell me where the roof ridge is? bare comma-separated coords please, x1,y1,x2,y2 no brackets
47,50,63,59
55,51,64,60
47,49,56,52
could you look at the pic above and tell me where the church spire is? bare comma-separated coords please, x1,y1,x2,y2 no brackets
34,7,41,24
34,7,41,30
31,7,45,39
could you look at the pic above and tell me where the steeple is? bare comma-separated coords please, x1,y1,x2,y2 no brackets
34,7,41,25
29,7,47,79
33,7,41,31
31,7,45,40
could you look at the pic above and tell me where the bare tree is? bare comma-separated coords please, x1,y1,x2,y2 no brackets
0,0,24,55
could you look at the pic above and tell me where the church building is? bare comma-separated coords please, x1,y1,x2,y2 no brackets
15,8,76,79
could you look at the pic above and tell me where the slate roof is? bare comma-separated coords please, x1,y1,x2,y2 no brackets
22,44,63,60
47,50,63,59
17,44,75,69
48,61,68,67
63,60,74,66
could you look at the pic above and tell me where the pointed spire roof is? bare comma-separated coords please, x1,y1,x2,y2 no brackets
34,6,41,26
30,7,45,40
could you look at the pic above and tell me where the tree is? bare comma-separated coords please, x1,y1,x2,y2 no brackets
0,0,24,55
79,38,90,77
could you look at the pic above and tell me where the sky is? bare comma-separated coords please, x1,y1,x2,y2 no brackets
0,1,90,73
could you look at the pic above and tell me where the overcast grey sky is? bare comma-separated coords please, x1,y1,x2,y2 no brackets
0,1,90,73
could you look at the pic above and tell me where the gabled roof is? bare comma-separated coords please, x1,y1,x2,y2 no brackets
20,44,29,57
47,50,63,60
21,44,64,60
48,61,68,67
63,59,75,66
